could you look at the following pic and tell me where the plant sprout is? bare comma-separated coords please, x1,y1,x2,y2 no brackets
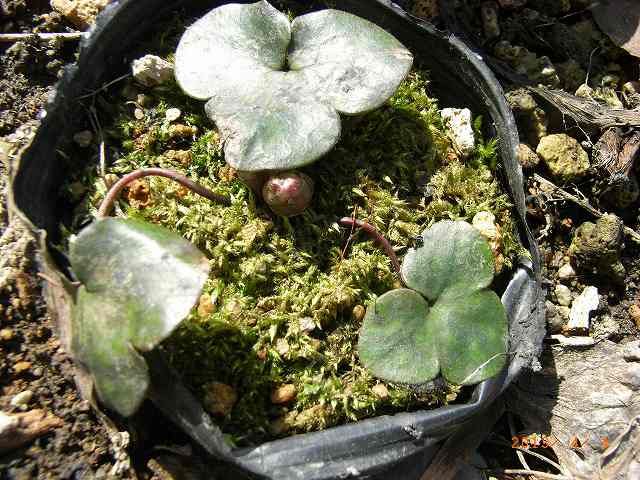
357,220,509,386
175,0,413,215
69,169,228,416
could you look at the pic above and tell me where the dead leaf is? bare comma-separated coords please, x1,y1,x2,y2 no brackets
508,341,640,479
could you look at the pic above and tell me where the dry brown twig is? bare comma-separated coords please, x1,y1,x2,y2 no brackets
487,468,572,480
530,87,640,129
0,32,85,42
533,173,640,243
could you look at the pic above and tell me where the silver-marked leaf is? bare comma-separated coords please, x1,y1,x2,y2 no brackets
175,1,413,172
289,10,413,115
175,1,290,100
401,220,494,302
69,218,210,416
205,71,341,171
358,289,438,384
359,220,508,386
431,287,508,385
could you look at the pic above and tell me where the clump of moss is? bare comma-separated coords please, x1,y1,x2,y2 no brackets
62,60,521,445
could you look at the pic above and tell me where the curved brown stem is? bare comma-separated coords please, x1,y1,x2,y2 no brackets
97,168,230,218
339,217,401,275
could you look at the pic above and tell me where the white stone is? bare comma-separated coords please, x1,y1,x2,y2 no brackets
568,286,599,332
0,411,18,436
440,107,476,158
551,334,595,347
555,284,572,306
165,108,181,122
10,390,33,408
557,263,576,281
298,316,315,332
472,211,497,239
623,340,640,362
131,55,174,87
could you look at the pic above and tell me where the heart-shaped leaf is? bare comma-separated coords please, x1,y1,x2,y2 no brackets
175,1,413,172
204,73,341,172
69,218,210,416
358,221,508,386
289,9,413,115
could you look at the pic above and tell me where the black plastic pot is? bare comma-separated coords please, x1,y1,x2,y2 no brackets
10,1,546,479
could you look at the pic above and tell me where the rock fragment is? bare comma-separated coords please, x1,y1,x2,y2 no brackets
623,340,640,362
271,384,296,404
554,284,572,307
472,211,504,272
569,214,625,284
202,382,237,417
517,143,539,169
352,305,366,322
629,304,640,329
481,2,500,39
165,108,181,122
440,108,475,158
557,263,576,281
410,0,439,20
567,286,599,334
197,293,216,317
10,390,33,409
73,130,93,148
132,55,174,87
550,334,595,347
505,89,548,146
50,0,109,29
536,134,590,182
372,383,389,400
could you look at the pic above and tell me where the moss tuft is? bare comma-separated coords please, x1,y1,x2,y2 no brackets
62,62,522,445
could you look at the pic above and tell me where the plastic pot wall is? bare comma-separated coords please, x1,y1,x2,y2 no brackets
10,1,546,479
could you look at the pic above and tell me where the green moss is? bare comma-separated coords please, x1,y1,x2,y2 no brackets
62,58,522,445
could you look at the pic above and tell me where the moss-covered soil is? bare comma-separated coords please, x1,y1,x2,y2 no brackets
60,48,523,446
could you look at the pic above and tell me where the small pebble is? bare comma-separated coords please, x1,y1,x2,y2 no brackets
103,173,119,189
271,384,296,404
629,304,640,329
136,93,154,108
517,143,540,169
72,130,93,148
352,305,366,322
10,390,33,408
13,361,32,374
545,301,564,333
165,108,181,122
440,108,476,158
555,284,572,306
372,384,389,400
197,294,216,317
623,341,640,362
557,264,576,281
0,411,18,435
567,286,599,332
131,54,174,87
298,316,316,333
0,328,14,341
276,338,290,356
481,1,500,39
203,382,237,417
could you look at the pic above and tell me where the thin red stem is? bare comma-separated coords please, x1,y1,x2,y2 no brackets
97,168,230,218
338,217,401,274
